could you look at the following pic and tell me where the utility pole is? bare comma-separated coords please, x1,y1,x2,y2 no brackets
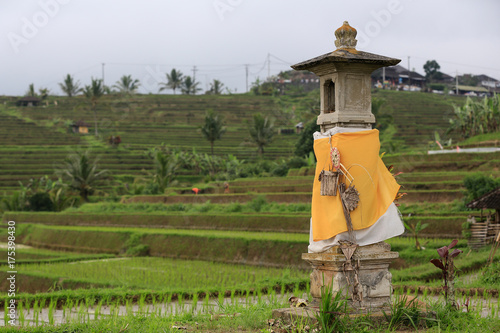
245,64,249,92
267,53,270,79
382,67,385,87
407,56,410,87
456,70,459,95
192,65,197,81
192,65,198,95
102,63,105,87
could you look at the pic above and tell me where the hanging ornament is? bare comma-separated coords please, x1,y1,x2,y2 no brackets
319,170,338,196
330,147,341,169
342,185,360,212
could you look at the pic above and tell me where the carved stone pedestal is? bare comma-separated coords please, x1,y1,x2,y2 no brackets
302,242,398,312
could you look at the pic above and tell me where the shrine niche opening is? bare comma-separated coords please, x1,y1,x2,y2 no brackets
324,79,335,114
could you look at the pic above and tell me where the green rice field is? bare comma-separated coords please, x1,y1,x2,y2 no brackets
18,257,308,291
1,91,499,331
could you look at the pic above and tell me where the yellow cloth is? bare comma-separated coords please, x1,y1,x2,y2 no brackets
311,129,400,242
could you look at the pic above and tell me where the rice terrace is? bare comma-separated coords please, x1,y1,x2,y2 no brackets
1,3,500,332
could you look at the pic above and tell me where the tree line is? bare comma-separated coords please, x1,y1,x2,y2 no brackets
27,69,225,99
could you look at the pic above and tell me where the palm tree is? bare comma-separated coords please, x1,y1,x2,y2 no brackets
181,76,201,95
59,74,82,97
26,83,37,97
38,88,50,100
147,148,180,193
248,113,275,156
113,75,140,95
209,79,224,95
200,109,226,156
83,78,105,136
56,150,107,202
159,69,183,94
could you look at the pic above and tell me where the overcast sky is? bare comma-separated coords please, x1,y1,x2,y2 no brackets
1,0,500,96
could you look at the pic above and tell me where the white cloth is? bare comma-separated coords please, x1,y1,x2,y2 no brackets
308,127,404,253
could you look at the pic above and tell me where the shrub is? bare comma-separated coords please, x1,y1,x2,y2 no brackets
271,161,289,177
226,202,242,213
481,260,500,285
126,244,150,257
247,195,268,212
143,183,161,195
427,83,445,91
294,119,319,158
1,191,28,212
287,156,308,169
28,192,55,212
123,234,150,257
463,173,500,203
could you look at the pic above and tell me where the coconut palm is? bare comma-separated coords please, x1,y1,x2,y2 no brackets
38,88,50,100
56,150,107,202
159,69,183,94
181,76,201,95
208,79,224,95
83,78,105,136
248,113,275,156
59,74,82,97
113,75,140,95
26,83,37,97
200,109,226,156
147,148,180,193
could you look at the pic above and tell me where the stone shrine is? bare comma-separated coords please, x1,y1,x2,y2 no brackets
292,21,403,311
292,21,400,131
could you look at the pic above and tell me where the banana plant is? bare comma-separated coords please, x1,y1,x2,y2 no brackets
404,220,428,250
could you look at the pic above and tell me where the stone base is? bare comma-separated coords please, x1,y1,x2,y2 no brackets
272,307,318,325
272,306,389,326
302,242,398,311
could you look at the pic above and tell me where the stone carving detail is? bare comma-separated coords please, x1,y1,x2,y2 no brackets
334,21,358,50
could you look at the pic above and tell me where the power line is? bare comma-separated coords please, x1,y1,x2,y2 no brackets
393,55,500,73
269,53,292,65
250,56,268,76
32,55,295,96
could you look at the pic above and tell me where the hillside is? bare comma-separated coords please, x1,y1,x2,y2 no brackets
372,89,466,149
0,90,488,195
